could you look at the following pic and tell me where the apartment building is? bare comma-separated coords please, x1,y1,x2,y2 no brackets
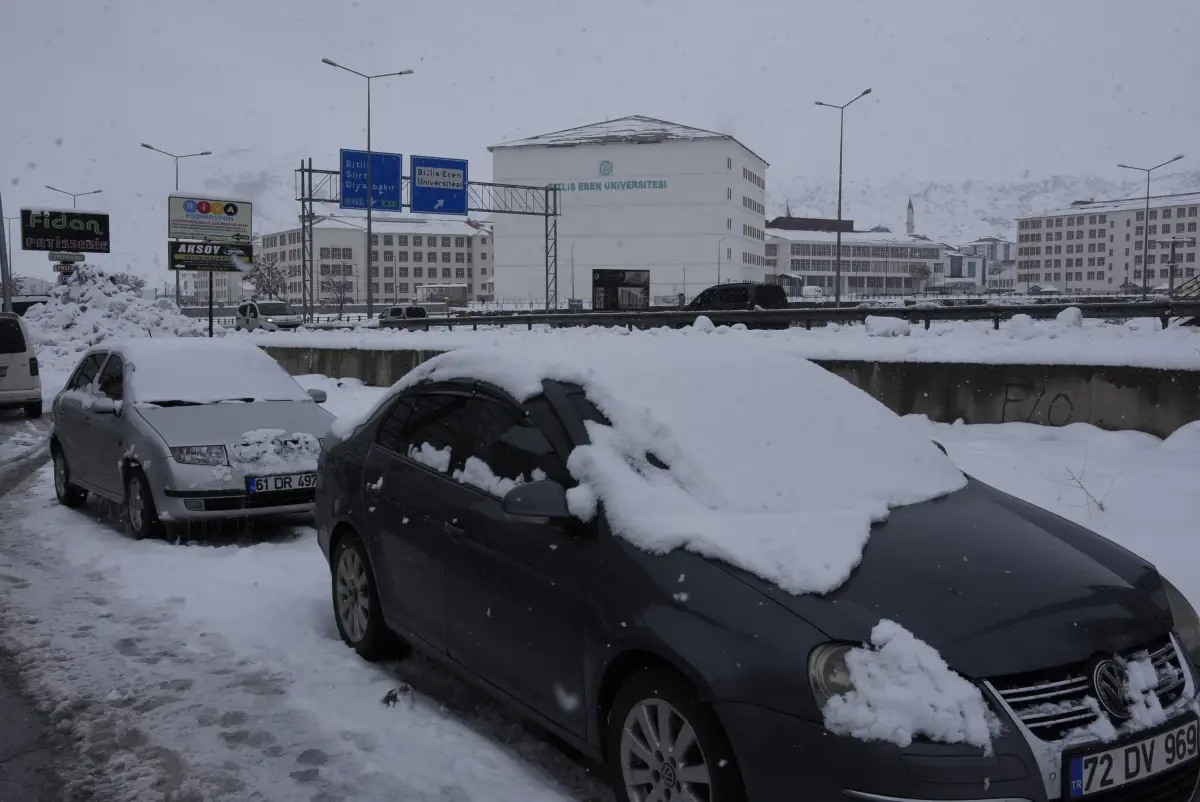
259,218,495,306
960,236,1018,292
765,230,982,295
1015,192,1199,293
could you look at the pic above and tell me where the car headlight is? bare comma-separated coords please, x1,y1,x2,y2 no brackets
808,643,857,708
1162,576,1200,666
266,317,275,323
170,445,229,466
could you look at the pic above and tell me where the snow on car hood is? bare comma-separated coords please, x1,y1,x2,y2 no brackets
228,428,322,473
136,400,333,449
355,326,967,596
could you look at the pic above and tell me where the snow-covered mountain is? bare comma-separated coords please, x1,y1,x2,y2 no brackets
775,169,1200,245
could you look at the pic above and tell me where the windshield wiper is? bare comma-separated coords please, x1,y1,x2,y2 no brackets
145,400,202,407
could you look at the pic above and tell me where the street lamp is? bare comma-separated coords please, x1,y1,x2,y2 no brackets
717,236,727,284
322,57,413,320
140,143,212,192
1118,154,1184,298
45,186,102,209
3,215,16,281
140,143,213,307
816,87,872,306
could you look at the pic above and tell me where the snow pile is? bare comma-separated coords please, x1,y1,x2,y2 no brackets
1056,306,1084,328
229,429,321,473
865,316,910,337
22,266,216,377
822,620,1001,752
407,442,546,496
349,332,965,595
1121,655,1170,731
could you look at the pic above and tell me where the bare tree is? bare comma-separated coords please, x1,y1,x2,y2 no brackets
1,274,24,296
909,264,932,294
108,272,147,295
325,279,353,320
246,254,289,300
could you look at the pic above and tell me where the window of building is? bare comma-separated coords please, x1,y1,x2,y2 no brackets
455,252,464,263
384,265,394,278
455,236,465,248
398,267,408,278
427,252,437,263
455,268,465,279
414,267,423,277
398,282,409,293
441,237,451,248
371,234,378,245
384,282,394,293
398,251,409,262
384,251,394,261
440,252,450,263
1163,209,1172,219
413,252,423,262
319,247,330,259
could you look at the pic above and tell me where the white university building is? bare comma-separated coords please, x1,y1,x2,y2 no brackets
1014,191,1199,294
489,115,769,306
259,218,495,307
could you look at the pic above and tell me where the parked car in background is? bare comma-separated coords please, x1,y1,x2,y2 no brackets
378,305,430,327
50,337,332,538
686,282,790,329
0,311,42,418
235,300,302,332
315,337,1200,802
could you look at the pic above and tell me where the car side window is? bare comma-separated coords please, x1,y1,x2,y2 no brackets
248,304,258,318
377,391,472,472
66,354,106,391
237,304,247,317
96,355,124,401
458,397,570,495
718,286,748,304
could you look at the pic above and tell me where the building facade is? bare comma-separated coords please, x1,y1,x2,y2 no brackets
960,236,1017,292
489,115,768,306
764,230,983,295
1014,192,1199,294
259,218,494,307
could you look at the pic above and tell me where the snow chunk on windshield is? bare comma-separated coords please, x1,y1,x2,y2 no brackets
116,338,311,405
376,333,964,595
823,620,1001,753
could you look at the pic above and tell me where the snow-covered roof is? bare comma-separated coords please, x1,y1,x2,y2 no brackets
766,229,947,248
489,115,768,166
332,331,964,596
1021,190,1200,219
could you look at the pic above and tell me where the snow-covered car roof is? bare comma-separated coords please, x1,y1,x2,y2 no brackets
90,337,311,405
336,328,966,595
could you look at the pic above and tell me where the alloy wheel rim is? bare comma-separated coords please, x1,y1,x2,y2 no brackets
53,453,66,497
128,479,144,530
620,697,712,802
335,549,370,642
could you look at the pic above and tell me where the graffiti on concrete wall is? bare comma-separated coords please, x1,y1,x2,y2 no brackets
1002,383,1075,426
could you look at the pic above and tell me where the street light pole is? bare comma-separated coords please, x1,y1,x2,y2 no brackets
570,242,576,298
3,215,16,287
717,235,727,284
45,186,102,209
1118,154,1184,298
140,143,213,306
816,88,872,307
322,58,413,320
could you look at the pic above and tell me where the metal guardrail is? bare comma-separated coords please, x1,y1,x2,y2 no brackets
377,300,1200,333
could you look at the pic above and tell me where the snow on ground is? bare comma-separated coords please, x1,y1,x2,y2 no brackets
248,314,1200,371
0,413,48,462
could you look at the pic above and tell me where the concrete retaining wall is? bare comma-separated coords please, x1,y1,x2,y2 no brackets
261,346,1200,438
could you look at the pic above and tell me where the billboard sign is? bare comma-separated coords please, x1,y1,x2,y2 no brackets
592,269,650,311
410,155,468,215
340,149,402,211
48,251,85,262
20,209,110,253
167,196,253,241
168,241,253,272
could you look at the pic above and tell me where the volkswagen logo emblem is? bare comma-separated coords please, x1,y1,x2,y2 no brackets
599,160,613,176
1091,658,1130,719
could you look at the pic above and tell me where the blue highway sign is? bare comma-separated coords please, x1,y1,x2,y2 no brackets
340,149,402,211
410,155,468,215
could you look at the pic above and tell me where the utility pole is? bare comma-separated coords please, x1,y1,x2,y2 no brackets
1118,154,1184,297
717,236,726,284
0,193,12,313
141,143,212,306
816,88,873,307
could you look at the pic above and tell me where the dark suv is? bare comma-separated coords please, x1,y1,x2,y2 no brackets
686,282,790,329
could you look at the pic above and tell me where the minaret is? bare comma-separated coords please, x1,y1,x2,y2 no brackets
785,199,793,218
905,198,915,236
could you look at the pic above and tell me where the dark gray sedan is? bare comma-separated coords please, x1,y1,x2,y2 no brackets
315,350,1200,802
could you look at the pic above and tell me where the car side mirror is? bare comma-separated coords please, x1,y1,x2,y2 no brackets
502,479,572,523
91,397,117,415
307,388,328,404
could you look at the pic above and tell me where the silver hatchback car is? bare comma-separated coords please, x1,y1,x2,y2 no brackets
50,337,334,538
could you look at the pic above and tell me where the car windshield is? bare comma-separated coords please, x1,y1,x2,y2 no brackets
255,302,296,316
119,340,311,404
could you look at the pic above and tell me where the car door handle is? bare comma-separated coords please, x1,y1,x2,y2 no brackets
443,522,465,540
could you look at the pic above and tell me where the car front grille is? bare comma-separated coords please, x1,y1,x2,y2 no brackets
1074,759,1200,802
202,489,315,512
989,635,1189,743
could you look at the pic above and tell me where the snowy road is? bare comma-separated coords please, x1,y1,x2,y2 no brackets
0,409,51,490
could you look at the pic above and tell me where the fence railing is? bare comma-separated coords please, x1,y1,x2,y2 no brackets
376,299,1200,333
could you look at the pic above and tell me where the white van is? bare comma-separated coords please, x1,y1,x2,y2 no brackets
235,300,302,332
0,312,43,418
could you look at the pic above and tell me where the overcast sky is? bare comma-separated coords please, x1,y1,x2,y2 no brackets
2,0,1197,281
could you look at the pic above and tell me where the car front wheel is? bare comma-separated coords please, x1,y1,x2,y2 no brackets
52,445,88,508
608,668,745,802
124,468,163,540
